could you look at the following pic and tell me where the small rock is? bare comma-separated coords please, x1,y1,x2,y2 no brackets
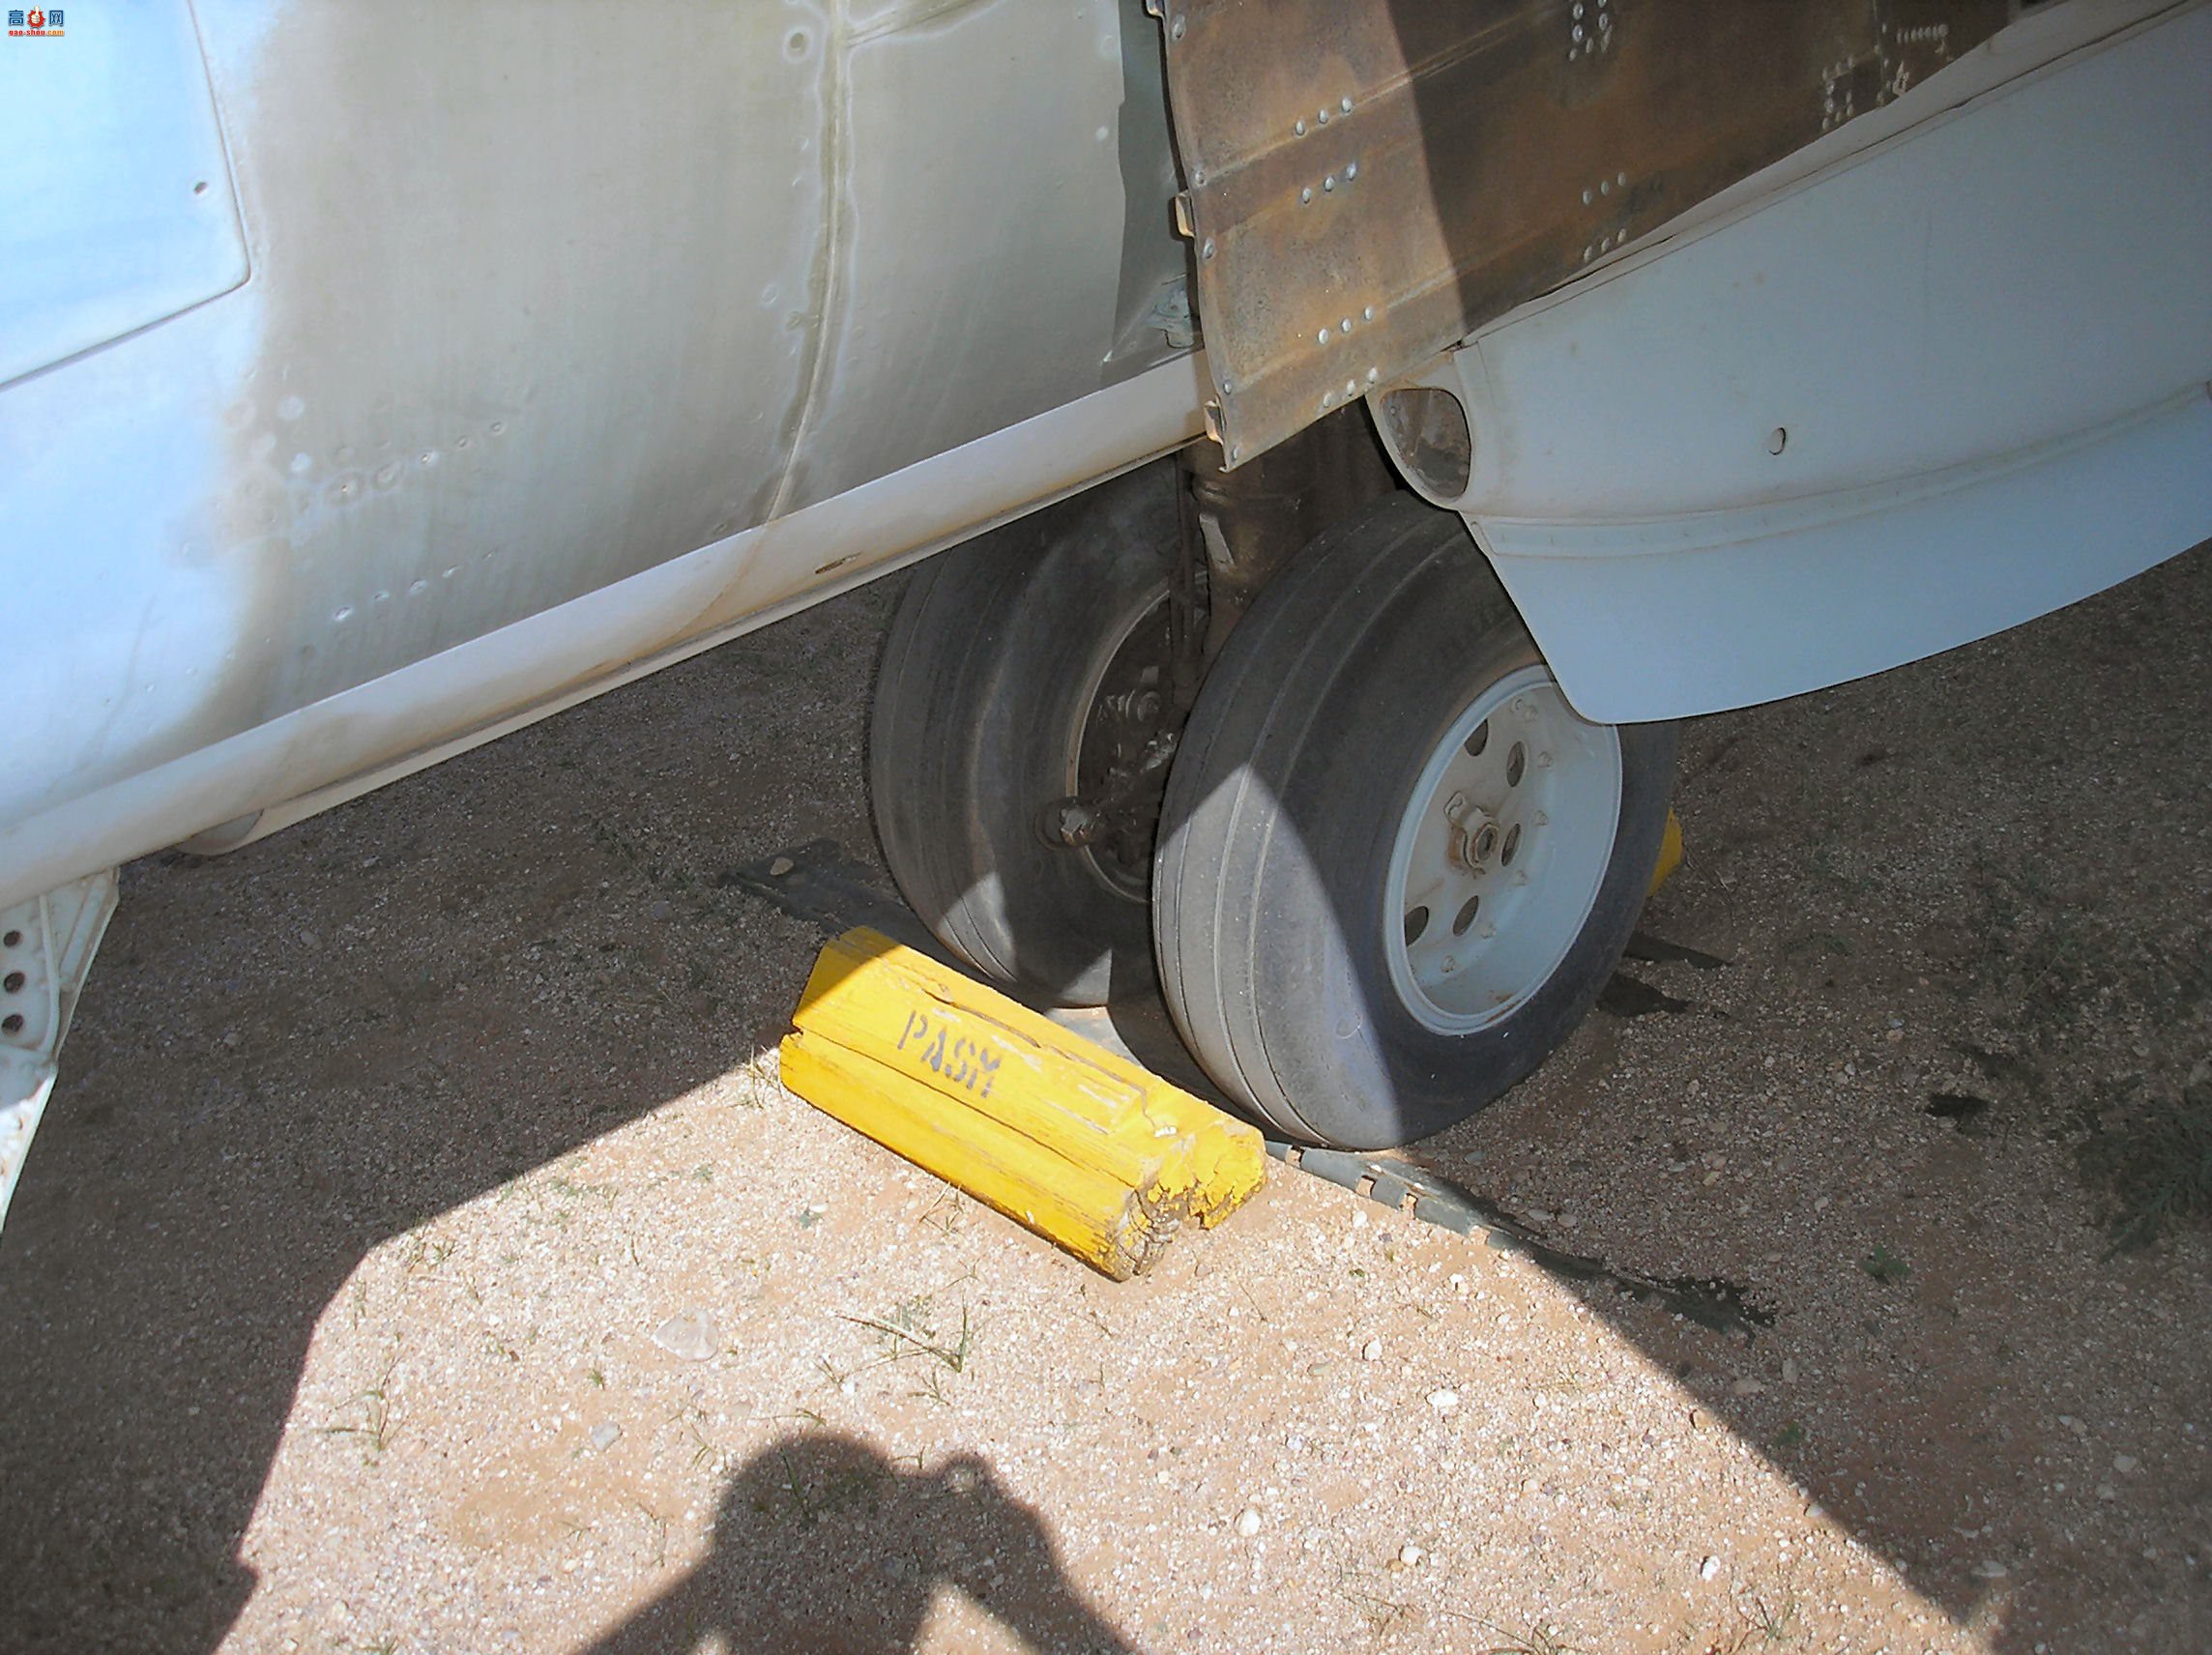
1975,1559,2009,1580
1426,1388,1460,1412
653,1310,717,1363
1731,1378,1764,1398
1398,1543,1425,1566
2097,1483,2118,1502
1233,1506,1263,1538
1448,1274,1469,1293
1781,1358,1800,1384
1886,1028,1906,1045
590,1422,622,1452
2113,1454,2139,1473
768,856,796,877
1361,1339,1382,1362
1700,1555,1722,1582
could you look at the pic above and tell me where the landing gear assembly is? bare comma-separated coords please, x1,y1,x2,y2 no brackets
871,413,1676,1147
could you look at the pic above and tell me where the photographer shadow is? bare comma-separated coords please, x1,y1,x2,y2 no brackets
584,1433,1140,1655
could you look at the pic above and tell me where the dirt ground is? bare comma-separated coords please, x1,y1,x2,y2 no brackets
3,538,2208,1655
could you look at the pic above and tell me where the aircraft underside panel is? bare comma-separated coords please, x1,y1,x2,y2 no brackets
0,0,1195,898
1155,0,2012,466
1389,2,2212,721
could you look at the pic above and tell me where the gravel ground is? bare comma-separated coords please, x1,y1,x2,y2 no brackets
2,540,2208,1655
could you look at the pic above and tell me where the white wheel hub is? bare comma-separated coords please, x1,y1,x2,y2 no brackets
1382,665,1622,1034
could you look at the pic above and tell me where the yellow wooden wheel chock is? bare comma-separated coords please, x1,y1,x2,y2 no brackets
779,814,1679,1278
780,929,1266,1280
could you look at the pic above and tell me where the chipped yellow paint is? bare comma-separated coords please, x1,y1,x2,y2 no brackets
1649,808,1684,896
779,929,1266,1280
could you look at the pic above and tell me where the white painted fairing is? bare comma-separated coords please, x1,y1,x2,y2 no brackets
1394,0,2212,725
0,0,1197,910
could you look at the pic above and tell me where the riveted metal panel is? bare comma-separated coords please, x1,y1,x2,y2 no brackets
1157,0,2008,464
1440,2,2212,722
1,0,1195,870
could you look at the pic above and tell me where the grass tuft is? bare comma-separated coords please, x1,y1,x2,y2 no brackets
1858,1244,1909,1285
2081,1077,2212,1251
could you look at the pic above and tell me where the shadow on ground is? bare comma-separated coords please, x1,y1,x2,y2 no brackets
3,546,2210,1652
0,587,907,1651
580,1434,1135,1655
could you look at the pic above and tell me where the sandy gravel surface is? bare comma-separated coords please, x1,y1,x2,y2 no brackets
3,542,2207,1655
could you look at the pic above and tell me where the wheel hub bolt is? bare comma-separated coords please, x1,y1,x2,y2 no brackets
1445,797,1497,870
1043,798,1101,847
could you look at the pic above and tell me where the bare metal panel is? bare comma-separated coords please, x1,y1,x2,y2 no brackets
2,0,1191,842
776,0,1147,509
1157,0,2008,464
0,358,1208,915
